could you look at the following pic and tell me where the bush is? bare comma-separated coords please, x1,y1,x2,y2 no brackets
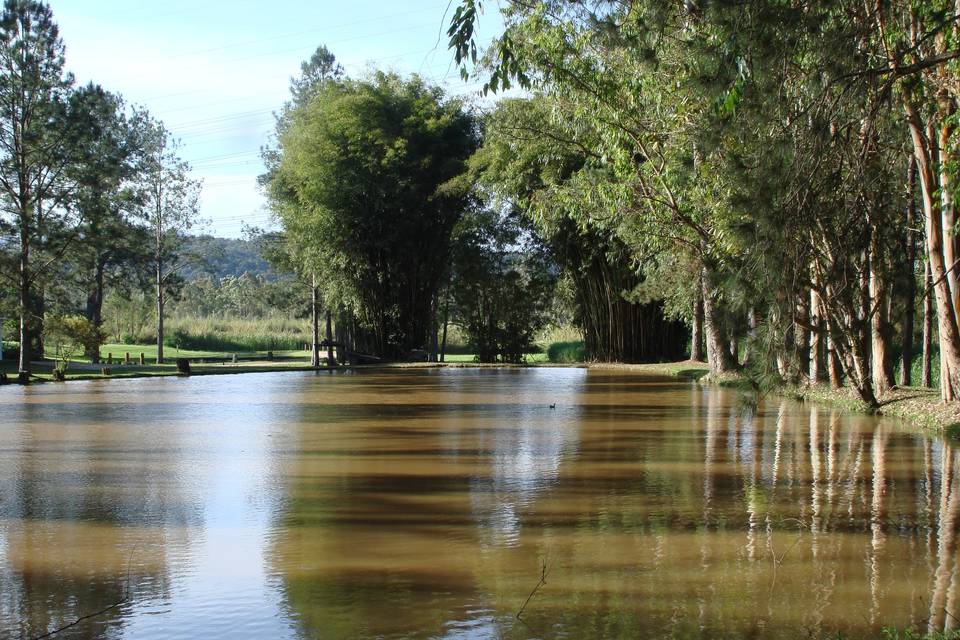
547,340,587,363
44,315,103,376
1,341,17,361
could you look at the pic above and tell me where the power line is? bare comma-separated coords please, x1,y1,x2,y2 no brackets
167,4,448,61
150,50,455,115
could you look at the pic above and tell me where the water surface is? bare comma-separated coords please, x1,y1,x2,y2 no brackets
1,368,958,639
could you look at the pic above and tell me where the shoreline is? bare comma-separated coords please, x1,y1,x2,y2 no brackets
6,358,959,436
622,360,960,436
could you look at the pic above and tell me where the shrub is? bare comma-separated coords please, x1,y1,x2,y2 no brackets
1,342,17,361
44,315,103,376
547,340,587,363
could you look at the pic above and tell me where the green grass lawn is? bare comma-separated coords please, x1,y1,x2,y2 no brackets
95,343,311,361
442,352,548,363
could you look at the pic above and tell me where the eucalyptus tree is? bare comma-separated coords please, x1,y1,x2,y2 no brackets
268,72,478,358
0,0,74,376
139,122,201,363
678,1,914,405
865,1,960,400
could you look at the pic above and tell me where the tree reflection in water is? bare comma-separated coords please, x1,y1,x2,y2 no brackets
264,370,960,639
2,370,960,639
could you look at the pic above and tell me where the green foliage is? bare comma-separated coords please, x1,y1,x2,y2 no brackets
268,71,479,358
0,0,76,369
450,209,555,363
547,340,586,363
895,351,941,391
140,121,202,278
64,82,155,358
473,97,690,363
288,45,343,108
43,315,102,375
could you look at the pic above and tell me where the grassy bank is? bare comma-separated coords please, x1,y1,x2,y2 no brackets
0,358,322,383
0,345,548,383
586,360,711,380
789,384,960,434
583,360,960,435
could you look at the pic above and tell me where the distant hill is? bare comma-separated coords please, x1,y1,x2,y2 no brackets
180,235,276,280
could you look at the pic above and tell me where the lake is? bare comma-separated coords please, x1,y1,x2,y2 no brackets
0,368,957,639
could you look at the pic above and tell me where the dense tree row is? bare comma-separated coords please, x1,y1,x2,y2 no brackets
438,0,960,404
0,0,200,374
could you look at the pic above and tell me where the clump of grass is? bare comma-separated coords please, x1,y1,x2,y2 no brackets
547,340,587,363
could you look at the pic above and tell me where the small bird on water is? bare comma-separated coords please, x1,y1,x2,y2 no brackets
549,403,556,409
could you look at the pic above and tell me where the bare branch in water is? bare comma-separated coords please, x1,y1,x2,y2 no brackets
29,549,137,640
517,559,550,620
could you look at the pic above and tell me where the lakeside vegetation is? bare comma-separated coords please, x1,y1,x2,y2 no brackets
0,1,958,433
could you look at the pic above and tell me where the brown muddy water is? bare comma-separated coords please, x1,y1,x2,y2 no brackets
0,368,958,639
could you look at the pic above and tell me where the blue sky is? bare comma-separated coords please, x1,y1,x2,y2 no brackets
49,0,505,237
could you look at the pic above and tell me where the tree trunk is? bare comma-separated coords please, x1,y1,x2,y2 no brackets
902,157,918,387
156,257,164,365
870,228,895,395
692,283,705,361
924,259,934,388
810,288,823,383
325,309,334,366
939,108,958,315
701,263,736,374
310,275,320,368
439,293,450,363
27,287,44,362
743,306,758,367
335,311,350,364
795,295,811,379
85,259,106,364
904,104,960,400
429,297,439,362
827,335,843,390
18,238,31,374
